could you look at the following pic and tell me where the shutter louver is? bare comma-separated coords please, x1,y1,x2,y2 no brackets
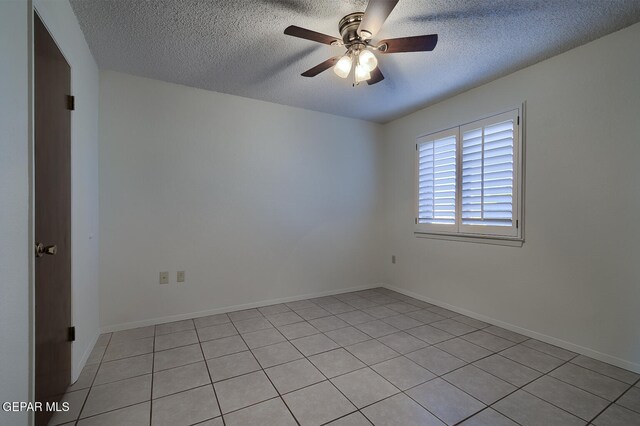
462,119,514,227
418,134,457,225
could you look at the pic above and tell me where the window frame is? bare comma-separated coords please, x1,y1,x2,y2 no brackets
414,106,524,242
414,127,460,234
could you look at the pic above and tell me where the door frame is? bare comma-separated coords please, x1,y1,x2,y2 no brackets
29,6,77,424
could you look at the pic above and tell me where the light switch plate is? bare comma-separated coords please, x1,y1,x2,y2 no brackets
159,271,169,285
177,271,185,283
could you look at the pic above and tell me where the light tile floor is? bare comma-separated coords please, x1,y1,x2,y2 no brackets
51,288,640,426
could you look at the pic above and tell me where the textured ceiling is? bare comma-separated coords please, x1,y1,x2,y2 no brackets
70,0,640,123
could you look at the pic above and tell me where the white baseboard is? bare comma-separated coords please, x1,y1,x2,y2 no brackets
383,284,640,374
72,331,99,382
100,284,381,334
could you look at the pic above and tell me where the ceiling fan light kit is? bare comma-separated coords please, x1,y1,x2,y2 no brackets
284,0,438,86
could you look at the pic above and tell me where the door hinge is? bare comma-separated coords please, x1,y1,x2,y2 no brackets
415,143,418,151
415,218,418,224
68,326,76,342
67,95,75,111
516,219,519,229
517,116,520,125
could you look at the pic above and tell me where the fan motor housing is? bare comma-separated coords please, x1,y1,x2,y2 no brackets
339,12,364,45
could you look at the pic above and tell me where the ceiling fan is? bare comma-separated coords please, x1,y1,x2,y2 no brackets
284,0,438,86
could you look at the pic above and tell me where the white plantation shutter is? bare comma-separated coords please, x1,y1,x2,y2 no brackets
415,108,522,239
460,110,519,236
416,129,458,232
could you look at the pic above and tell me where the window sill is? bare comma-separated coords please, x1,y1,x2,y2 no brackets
414,231,524,247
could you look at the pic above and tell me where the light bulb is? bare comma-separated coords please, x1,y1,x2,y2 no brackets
333,55,352,79
359,50,378,72
355,63,371,83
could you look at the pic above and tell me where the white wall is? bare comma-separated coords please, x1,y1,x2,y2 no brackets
0,0,31,424
99,71,384,330
382,22,640,371
34,0,101,381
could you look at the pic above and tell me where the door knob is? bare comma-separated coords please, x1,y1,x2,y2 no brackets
35,242,57,257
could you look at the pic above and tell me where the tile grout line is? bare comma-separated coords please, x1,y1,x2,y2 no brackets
226,313,302,426
73,289,639,426
585,375,640,424
194,320,226,426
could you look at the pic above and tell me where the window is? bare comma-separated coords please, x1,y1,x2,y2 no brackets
415,109,523,240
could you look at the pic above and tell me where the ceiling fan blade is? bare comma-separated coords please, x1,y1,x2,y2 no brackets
367,67,384,85
284,25,340,45
378,34,438,53
301,56,340,77
358,0,400,39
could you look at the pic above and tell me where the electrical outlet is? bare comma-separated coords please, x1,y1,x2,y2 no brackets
177,271,185,283
392,255,396,264
159,271,169,285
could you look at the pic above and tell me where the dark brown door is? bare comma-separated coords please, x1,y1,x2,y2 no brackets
34,13,72,426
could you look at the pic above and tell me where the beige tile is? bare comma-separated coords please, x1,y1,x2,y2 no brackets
331,368,399,408
155,329,199,351
258,303,291,316
277,322,320,340
81,375,151,418
233,317,273,333
346,340,400,365
325,327,370,347
593,404,640,426
49,389,89,425
460,408,518,426
228,309,262,322
371,356,435,391
309,348,366,378
201,335,247,359
549,362,630,401
196,323,237,342
362,393,444,426
152,385,220,426
77,402,150,426
251,341,303,369
265,359,325,394
572,355,640,384
94,354,153,385
194,313,230,328
102,337,154,362
500,344,565,373
242,328,286,349
443,365,516,405
283,381,356,426
291,333,339,356
407,378,485,425
474,354,542,387
493,390,584,426
152,361,211,398
308,316,350,332
524,375,609,420
326,411,372,425
206,351,261,382
154,344,203,372
355,320,399,338
378,332,428,354
110,326,155,343
405,346,465,375
266,311,304,327
67,363,99,392
214,371,278,414
461,330,515,352
156,319,194,336
436,338,492,363
224,397,296,426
